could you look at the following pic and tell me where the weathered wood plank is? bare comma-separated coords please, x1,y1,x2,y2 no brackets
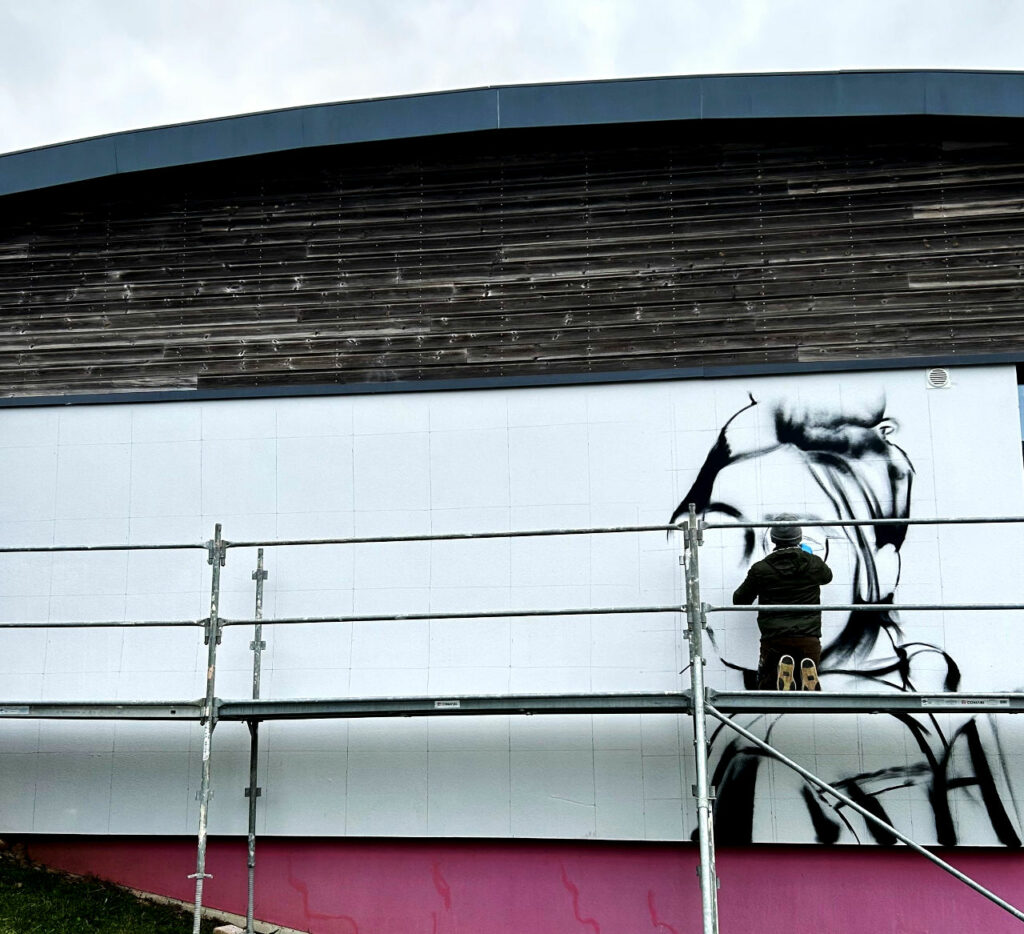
3,124,1024,396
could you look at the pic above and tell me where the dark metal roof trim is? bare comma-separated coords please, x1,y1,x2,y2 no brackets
0,352,1018,409
4,70,1024,198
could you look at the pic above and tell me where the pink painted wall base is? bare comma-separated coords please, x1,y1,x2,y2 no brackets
19,836,1024,934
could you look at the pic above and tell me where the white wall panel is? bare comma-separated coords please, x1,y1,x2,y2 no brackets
0,365,1022,845
0,753,38,831
510,749,596,838
264,748,347,836
0,447,58,521
427,749,512,837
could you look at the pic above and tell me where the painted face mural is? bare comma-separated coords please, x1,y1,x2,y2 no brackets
671,395,1023,847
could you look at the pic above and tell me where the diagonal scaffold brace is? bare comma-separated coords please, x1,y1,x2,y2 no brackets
704,705,1024,923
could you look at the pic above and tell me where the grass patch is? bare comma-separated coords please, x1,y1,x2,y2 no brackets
0,861,220,934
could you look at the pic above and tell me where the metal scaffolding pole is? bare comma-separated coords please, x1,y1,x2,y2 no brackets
191,524,226,934
245,549,267,934
705,704,1024,924
684,504,719,934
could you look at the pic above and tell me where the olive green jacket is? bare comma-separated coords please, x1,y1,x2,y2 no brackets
733,547,833,637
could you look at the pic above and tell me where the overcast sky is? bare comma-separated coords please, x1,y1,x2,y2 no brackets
1,0,1022,155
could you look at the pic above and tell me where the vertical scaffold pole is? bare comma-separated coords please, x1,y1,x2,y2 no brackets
685,504,719,934
192,523,226,934
245,549,268,934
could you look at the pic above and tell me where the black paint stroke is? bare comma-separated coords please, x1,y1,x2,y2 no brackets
932,720,1022,848
836,780,899,845
801,786,842,845
669,393,761,526
706,739,762,845
671,393,1020,848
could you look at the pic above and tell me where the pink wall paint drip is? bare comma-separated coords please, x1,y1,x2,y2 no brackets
20,837,1024,934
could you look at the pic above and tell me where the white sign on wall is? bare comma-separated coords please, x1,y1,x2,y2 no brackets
0,365,1021,845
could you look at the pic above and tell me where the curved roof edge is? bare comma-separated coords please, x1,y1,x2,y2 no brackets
4,69,1024,198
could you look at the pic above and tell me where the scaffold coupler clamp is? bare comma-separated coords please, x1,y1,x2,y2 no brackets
206,543,226,567
187,872,213,880
199,698,220,728
201,614,224,647
206,534,227,568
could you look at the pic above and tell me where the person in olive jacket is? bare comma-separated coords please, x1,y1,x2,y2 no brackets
733,517,833,691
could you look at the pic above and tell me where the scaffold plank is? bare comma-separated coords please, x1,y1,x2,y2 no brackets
215,692,691,720
216,691,1024,720
2,691,1022,723
0,701,203,719
709,690,1024,714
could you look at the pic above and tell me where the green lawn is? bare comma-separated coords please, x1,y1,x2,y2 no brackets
0,863,220,934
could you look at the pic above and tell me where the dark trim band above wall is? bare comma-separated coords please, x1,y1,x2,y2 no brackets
0,352,1018,408
4,70,1024,198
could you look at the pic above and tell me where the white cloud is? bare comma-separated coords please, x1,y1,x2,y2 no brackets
1,0,1023,155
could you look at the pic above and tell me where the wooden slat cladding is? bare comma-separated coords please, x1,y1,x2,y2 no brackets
2,119,1024,397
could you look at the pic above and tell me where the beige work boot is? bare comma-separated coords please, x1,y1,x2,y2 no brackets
776,655,796,691
800,658,821,692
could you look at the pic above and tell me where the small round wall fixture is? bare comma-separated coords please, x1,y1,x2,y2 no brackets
927,367,951,389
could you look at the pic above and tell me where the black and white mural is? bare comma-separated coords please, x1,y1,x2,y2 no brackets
0,366,1021,844
671,388,1024,847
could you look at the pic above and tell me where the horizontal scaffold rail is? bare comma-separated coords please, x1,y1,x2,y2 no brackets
221,606,682,626
2,692,1022,721
701,515,1024,530
0,524,679,555
0,605,684,630
223,524,677,548
0,543,207,553
9,601,1024,631
0,525,679,560
708,603,1024,613
8,600,1024,630
0,514,1018,556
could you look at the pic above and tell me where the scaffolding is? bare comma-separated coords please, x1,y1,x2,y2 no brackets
1,512,1024,933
